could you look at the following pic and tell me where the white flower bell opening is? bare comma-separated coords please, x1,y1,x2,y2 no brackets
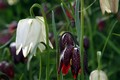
89,70,108,80
99,0,119,14
16,16,53,57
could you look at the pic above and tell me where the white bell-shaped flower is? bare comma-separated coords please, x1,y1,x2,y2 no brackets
89,70,108,80
99,0,119,14
16,16,53,57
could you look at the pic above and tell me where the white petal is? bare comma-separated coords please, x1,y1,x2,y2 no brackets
49,40,53,49
100,0,111,14
16,44,22,55
25,19,42,47
22,46,30,57
100,0,119,14
38,43,46,52
115,0,119,13
16,19,32,48
36,17,53,49
110,0,119,13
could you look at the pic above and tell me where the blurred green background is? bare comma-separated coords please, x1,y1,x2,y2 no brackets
0,0,120,80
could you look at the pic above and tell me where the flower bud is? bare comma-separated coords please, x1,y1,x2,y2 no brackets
97,19,105,31
89,70,108,80
83,36,89,50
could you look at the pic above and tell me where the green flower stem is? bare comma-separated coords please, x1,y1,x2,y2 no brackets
97,51,101,80
39,54,42,80
97,32,120,55
80,0,85,80
29,67,32,80
52,11,60,80
75,0,80,42
97,51,101,70
19,73,24,80
84,11,95,69
30,3,50,80
61,0,74,19
30,5,35,17
102,20,118,56
61,3,70,31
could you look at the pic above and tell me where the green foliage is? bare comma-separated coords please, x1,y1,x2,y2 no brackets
0,0,120,80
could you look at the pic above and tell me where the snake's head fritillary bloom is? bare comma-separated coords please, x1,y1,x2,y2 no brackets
0,61,14,78
16,16,53,57
89,70,108,80
100,0,119,14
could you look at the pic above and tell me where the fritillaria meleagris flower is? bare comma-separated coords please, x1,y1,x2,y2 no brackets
0,61,14,78
99,0,119,14
58,32,83,79
16,16,53,57
89,70,108,80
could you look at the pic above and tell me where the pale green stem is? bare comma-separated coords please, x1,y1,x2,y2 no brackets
52,11,60,80
97,51,101,80
80,0,85,80
85,11,95,69
39,54,42,80
102,20,118,56
97,51,101,70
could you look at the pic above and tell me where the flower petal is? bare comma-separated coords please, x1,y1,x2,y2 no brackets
22,46,30,57
58,45,73,75
59,32,74,53
36,16,53,49
100,0,111,14
71,47,80,79
38,43,46,52
16,19,32,55
16,44,22,55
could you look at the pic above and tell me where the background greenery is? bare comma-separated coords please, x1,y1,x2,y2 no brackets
0,0,120,80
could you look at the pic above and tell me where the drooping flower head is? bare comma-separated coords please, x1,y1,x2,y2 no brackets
58,32,82,79
16,16,53,57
